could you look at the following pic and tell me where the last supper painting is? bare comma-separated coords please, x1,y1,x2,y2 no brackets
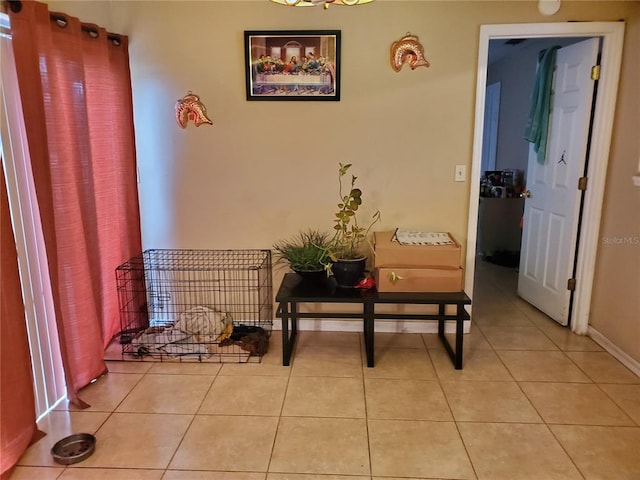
245,30,341,101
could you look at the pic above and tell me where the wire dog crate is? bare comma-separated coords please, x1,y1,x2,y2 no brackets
115,249,272,363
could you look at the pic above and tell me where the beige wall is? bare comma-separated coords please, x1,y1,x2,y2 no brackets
590,10,640,363
47,1,640,362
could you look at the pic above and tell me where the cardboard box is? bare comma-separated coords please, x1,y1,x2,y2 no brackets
373,231,461,268
375,266,464,293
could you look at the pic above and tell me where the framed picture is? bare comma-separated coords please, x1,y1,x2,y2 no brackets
244,30,341,101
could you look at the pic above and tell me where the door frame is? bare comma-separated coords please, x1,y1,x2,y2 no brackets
465,22,625,335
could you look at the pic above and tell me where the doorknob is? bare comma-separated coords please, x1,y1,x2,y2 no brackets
520,190,532,198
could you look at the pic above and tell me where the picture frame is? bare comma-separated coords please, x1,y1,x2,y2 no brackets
244,30,341,101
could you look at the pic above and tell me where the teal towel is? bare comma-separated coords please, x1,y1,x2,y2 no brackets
524,47,560,164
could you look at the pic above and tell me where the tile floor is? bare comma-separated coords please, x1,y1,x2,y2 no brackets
11,261,640,479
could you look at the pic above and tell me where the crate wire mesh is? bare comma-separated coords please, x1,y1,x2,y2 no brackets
115,249,272,363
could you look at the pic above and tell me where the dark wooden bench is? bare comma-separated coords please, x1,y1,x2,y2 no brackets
275,273,471,369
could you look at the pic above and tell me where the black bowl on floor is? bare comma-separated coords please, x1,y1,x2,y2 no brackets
51,433,96,465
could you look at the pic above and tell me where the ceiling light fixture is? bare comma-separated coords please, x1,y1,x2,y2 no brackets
271,0,374,9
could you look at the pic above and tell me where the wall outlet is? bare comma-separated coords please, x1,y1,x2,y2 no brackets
455,165,466,182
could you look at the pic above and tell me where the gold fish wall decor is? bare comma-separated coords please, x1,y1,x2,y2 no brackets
175,91,213,128
390,33,430,72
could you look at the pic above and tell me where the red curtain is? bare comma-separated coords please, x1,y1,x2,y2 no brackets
0,167,38,478
8,1,142,406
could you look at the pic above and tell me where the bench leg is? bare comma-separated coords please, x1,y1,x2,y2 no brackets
437,303,445,337
364,301,374,367
437,303,465,370
280,302,298,366
455,304,465,369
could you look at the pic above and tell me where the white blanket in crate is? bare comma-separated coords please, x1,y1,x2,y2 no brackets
131,305,233,356
175,305,232,340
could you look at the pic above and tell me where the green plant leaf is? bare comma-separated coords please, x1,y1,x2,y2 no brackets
272,229,332,272
339,163,352,176
330,162,381,261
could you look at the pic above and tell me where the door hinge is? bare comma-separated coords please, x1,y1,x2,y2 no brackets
567,278,577,291
591,65,601,81
578,177,588,191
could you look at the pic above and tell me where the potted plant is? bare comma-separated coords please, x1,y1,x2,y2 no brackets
328,163,381,287
272,229,332,283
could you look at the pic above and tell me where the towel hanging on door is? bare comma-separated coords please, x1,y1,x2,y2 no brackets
523,46,560,165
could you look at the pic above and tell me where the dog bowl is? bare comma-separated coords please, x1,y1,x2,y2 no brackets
50,433,96,465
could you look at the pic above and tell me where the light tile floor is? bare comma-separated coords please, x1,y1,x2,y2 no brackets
12,261,640,479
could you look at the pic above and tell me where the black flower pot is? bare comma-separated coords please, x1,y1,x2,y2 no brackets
293,269,328,286
330,258,366,288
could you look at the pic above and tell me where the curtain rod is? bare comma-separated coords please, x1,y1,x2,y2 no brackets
49,13,123,46
6,0,21,13
4,1,122,46
48,12,123,45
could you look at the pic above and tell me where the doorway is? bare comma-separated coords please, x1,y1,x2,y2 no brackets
477,36,595,327
465,22,625,335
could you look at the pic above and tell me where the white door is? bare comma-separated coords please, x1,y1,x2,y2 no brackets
518,38,599,325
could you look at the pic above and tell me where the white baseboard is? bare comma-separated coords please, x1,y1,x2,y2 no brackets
588,326,640,378
272,319,471,334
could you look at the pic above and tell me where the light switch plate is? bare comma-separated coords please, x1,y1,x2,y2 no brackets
455,165,466,182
